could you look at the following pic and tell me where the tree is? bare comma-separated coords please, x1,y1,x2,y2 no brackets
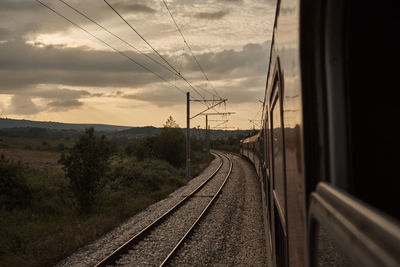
156,116,185,168
163,116,179,128
0,157,31,210
135,135,157,161
59,128,113,213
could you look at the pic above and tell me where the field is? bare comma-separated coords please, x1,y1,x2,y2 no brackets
0,132,213,267
0,147,62,170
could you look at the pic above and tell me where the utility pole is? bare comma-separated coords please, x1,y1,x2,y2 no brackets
186,96,228,180
206,115,209,153
199,112,235,152
186,92,191,180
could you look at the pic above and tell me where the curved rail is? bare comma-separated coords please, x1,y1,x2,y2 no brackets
159,153,233,266
94,153,224,267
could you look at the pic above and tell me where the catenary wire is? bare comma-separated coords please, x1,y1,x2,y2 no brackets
57,0,175,76
37,0,226,121
103,0,208,103
57,0,211,108
161,0,221,99
34,0,203,100
161,0,227,122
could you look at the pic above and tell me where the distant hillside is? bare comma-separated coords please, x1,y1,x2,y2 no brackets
112,127,255,140
0,118,255,141
0,118,131,132
111,126,161,139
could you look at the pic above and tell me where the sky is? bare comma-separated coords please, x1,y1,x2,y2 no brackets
0,0,276,130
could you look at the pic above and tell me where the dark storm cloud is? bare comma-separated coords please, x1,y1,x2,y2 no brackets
194,10,229,20
181,42,270,80
0,38,270,108
0,40,171,90
217,77,266,103
0,40,151,73
48,99,83,111
0,28,11,40
0,0,72,39
121,89,184,107
0,0,38,11
120,77,267,107
1,87,91,114
7,95,42,115
0,0,158,41
29,88,91,99
257,0,277,6
0,39,270,89
218,0,243,3
113,3,157,14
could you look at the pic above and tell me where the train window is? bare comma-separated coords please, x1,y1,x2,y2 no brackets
271,90,286,215
345,0,399,220
264,116,270,179
274,204,288,267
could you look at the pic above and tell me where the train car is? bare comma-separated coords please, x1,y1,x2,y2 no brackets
241,0,400,266
240,132,262,174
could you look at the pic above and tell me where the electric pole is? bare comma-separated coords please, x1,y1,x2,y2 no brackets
199,112,235,152
186,92,191,180
186,94,228,180
206,115,209,153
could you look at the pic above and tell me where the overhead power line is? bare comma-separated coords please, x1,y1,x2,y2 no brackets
57,0,213,107
214,120,228,128
161,0,227,117
162,0,221,99
57,0,174,76
34,0,203,99
103,0,208,103
36,0,227,118
103,0,176,75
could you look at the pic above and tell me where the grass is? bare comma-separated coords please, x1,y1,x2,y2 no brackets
0,147,212,267
0,136,75,151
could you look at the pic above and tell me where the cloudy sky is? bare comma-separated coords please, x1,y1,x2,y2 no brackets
0,0,276,129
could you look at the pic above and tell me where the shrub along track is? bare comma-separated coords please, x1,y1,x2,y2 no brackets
94,152,233,267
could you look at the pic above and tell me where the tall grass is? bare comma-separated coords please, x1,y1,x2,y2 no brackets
0,153,211,267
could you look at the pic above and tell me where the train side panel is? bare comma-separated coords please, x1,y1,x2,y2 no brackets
268,0,306,266
241,0,400,266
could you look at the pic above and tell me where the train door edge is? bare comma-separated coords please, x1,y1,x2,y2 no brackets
269,58,289,267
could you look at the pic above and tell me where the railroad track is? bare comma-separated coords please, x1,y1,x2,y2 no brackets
94,152,233,267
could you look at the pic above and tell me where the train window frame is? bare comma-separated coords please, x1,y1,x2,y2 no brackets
262,108,274,254
268,59,290,267
269,62,288,233
271,93,285,227
263,113,270,181
308,182,400,267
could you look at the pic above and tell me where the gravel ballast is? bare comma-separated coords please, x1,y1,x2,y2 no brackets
56,153,268,267
167,154,268,267
55,154,223,267
114,153,231,266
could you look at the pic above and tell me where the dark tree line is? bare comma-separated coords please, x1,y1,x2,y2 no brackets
129,116,186,168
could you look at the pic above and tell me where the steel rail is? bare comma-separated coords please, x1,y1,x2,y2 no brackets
159,153,233,266
94,152,224,267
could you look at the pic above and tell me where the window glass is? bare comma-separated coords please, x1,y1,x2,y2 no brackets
272,96,285,213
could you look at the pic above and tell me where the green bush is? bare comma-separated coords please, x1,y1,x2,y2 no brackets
0,157,32,210
110,159,184,191
59,128,114,213
156,127,185,168
134,136,157,161
131,116,186,168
